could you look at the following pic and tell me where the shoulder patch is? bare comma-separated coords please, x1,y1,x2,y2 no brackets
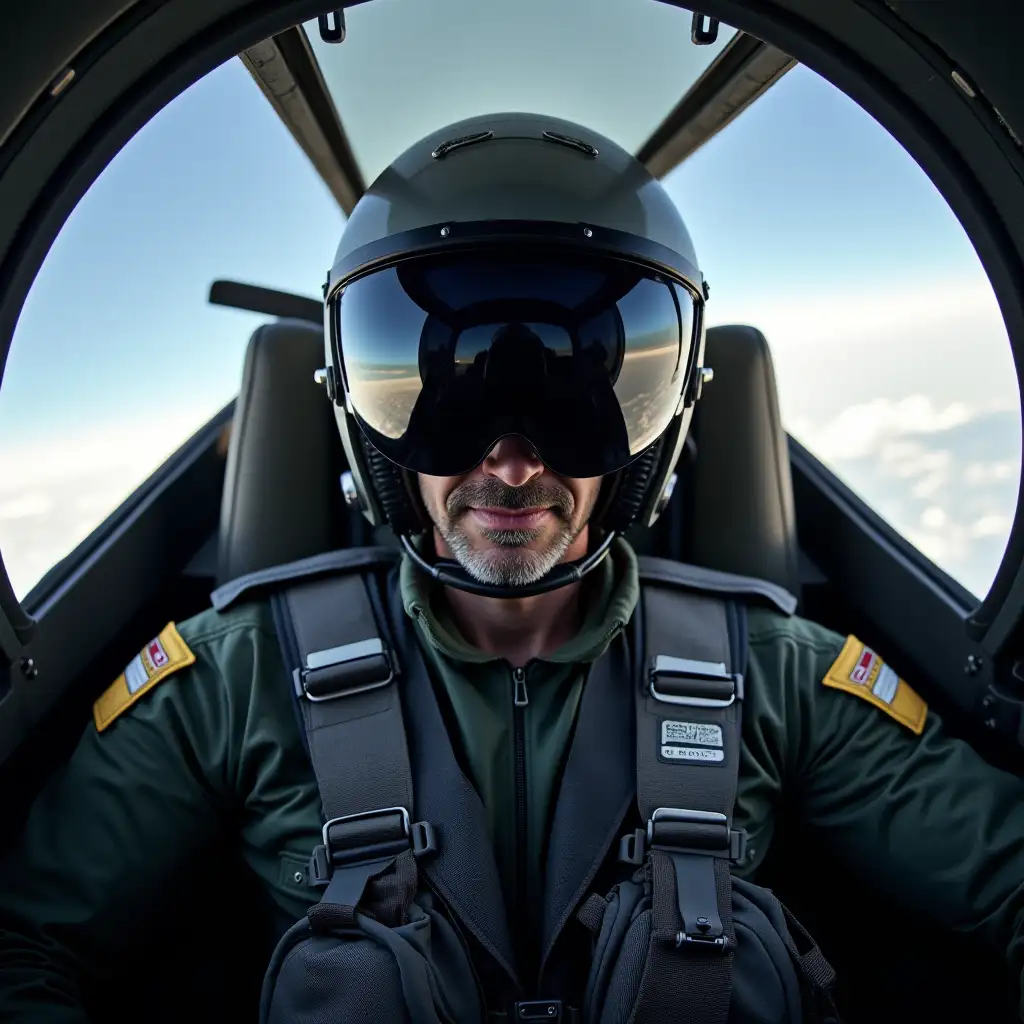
822,635,927,735
93,623,195,732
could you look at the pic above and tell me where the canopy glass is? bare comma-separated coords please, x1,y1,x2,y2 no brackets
305,0,735,187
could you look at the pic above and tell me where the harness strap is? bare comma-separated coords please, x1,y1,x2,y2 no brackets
630,583,747,1024
778,902,841,1023
270,570,421,922
637,585,744,826
385,570,521,995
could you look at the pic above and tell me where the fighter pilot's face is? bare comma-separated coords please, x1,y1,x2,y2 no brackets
417,436,602,587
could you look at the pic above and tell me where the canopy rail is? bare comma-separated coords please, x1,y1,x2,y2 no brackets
638,25,795,176
241,25,365,213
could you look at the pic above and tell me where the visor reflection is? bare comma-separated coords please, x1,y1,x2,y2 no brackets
336,253,696,477
340,269,425,439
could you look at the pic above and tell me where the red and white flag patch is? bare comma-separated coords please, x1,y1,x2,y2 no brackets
849,648,876,684
147,638,170,670
94,623,195,732
822,635,927,735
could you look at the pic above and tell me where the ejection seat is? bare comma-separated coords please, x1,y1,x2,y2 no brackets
214,319,801,596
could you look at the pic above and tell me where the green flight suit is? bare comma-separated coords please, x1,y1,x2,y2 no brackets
1,538,1024,1021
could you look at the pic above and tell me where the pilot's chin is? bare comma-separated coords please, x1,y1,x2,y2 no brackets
459,547,560,588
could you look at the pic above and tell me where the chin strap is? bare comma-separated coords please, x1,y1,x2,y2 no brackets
398,531,618,599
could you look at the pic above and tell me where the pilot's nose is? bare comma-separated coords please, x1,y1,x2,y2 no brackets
481,435,545,488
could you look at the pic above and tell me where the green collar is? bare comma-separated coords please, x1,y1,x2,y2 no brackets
400,536,639,665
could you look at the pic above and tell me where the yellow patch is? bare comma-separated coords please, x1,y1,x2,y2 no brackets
822,635,927,735
93,623,195,732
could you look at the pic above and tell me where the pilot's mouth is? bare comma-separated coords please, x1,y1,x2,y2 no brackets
470,507,553,530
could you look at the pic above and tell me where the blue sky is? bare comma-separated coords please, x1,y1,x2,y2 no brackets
0,58,343,445
0,38,1017,599
665,63,983,291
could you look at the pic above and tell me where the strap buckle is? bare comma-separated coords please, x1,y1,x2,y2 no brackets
293,637,395,702
619,812,746,866
649,655,743,707
514,1001,563,1022
308,806,437,887
647,808,740,953
647,807,746,861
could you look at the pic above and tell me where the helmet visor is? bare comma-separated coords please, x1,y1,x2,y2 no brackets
332,250,698,478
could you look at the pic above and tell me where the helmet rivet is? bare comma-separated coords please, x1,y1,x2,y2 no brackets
440,225,451,237
340,471,366,512
582,227,593,238
314,366,337,402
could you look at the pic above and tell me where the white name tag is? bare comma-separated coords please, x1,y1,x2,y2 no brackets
661,720,723,748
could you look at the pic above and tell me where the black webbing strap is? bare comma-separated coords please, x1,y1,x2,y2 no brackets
629,582,747,1024
271,570,422,921
779,903,840,1023
539,629,634,981
385,570,521,995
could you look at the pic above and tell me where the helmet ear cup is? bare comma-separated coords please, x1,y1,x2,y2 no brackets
362,437,429,536
596,440,664,533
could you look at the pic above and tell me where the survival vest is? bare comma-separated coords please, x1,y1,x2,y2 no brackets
209,546,839,1024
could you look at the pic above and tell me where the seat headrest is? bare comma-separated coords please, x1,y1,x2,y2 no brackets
216,319,352,586
685,324,800,596
216,320,800,598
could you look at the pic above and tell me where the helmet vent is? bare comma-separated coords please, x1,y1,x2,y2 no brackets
542,130,599,157
431,131,494,159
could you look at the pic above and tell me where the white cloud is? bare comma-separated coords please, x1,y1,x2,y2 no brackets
0,404,224,598
970,514,1013,540
800,395,973,462
708,273,1018,435
707,274,1020,597
0,410,209,493
0,493,54,520
920,506,947,530
795,395,1019,597
964,460,1017,485
707,275,1002,352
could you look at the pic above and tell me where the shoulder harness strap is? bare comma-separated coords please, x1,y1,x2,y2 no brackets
219,547,431,925
210,545,401,612
637,554,797,615
541,557,794,996
219,547,519,999
628,558,785,1024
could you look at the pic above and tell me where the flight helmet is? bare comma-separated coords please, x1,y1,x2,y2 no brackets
319,112,712,596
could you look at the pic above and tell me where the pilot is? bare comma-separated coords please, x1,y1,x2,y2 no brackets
1,112,1024,1022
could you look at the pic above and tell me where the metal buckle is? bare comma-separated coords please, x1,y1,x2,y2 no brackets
647,807,730,852
646,808,733,952
515,1000,563,1021
294,637,395,702
620,810,746,867
649,655,742,708
310,806,410,884
677,931,730,951
308,807,436,887
322,806,411,851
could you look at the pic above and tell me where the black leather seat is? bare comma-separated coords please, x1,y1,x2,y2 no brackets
683,323,799,593
215,319,800,597
215,319,372,586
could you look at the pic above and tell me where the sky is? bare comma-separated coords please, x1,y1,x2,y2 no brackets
0,6,1018,602
306,0,732,183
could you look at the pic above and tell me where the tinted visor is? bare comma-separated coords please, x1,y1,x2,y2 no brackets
334,251,697,478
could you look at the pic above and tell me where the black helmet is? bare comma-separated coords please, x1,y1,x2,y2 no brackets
319,112,712,594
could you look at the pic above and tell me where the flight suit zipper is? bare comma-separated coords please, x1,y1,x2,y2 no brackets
512,665,529,940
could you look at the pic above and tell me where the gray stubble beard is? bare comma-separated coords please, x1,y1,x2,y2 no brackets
435,479,582,587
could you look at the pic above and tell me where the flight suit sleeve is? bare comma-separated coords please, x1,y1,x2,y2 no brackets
760,617,1024,1015
0,611,266,1022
